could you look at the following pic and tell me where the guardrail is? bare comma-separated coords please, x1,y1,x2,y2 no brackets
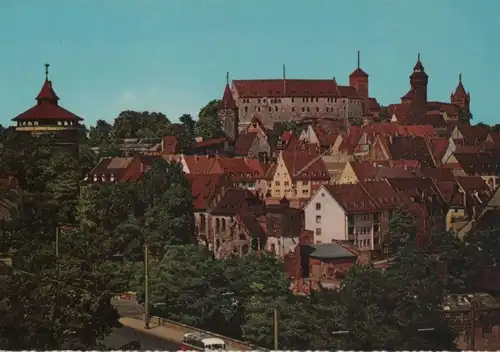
142,313,269,351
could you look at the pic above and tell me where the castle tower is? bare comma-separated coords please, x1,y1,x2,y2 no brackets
451,73,470,113
408,54,428,121
349,50,369,99
218,72,239,141
11,64,83,157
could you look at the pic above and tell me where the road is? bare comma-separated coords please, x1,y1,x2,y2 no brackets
102,326,179,350
104,299,178,350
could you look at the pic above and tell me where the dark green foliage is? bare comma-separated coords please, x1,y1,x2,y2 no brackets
376,107,390,122
348,115,364,127
78,159,195,260
195,99,223,139
386,207,417,254
458,107,473,122
113,110,170,139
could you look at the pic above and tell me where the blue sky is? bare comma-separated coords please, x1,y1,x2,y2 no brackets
0,0,499,126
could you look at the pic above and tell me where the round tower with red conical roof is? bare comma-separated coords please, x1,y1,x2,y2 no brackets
409,53,428,106
11,64,83,157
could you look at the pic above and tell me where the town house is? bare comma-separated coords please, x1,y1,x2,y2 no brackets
303,180,405,253
265,149,330,206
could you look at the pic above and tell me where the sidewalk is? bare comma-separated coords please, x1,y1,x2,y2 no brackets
119,317,185,344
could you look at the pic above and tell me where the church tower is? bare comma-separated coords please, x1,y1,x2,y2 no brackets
349,50,369,99
451,73,470,113
11,64,83,157
218,72,239,141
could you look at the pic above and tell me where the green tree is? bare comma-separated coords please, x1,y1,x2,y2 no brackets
139,160,195,247
177,113,196,152
45,151,80,225
348,115,364,127
113,111,170,139
334,261,456,350
458,107,473,123
386,207,417,255
196,100,223,140
376,107,390,123
88,120,113,146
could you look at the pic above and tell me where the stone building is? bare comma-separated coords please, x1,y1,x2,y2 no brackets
217,52,378,131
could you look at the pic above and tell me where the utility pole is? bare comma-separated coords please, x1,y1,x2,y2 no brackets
55,226,59,258
273,308,278,350
470,302,476,351
144,243,150,330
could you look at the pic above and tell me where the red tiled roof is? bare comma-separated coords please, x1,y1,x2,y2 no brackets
282,150,330,181
234,132,258,156
232,79,362,99
12,79,83,121
183,155,217,174
211,188,265,215
421,167,455,182
186,174,226,211
350,68,368,78
192,137,227,149
324,183,379,213
389,136,435,167
87,157,136,182
324,180,404,213
429,137,449,162
313,126,338,147
453,152,500,175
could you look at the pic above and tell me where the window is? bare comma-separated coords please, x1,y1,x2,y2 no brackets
257,106,261,112
275,106,278,111
316,215,321,224
307,107,310,112
268,107,272,112
302,107,305,112
275,181,280,186
316,107,320,112
302,181,309,186
291,98,295,103
292,107,295,112
284,181,289,186
315,203,321,210
244,106,248,112
315,228,322,236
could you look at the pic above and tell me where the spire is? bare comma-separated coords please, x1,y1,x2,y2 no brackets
349,50,368,77
36,63,59,105
220,73,237,110
452,72,468,100
44,63,50,81
413,53,425,72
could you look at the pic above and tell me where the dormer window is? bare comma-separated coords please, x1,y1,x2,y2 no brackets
34,121,39,126
101,174,106,182
93,174,98,182
57,121,62,126
110,174,116,182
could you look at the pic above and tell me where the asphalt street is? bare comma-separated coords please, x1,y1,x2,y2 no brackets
102,326,179,351
105,299,178,350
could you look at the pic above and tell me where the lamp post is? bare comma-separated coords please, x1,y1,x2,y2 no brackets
144,243,150,330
